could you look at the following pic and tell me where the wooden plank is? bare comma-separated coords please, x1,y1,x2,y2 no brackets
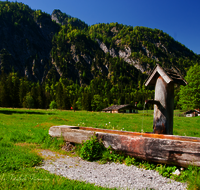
62,129,95,144
49,125,79,137
144,64,173,86
97,132,200,167
157,66,173,84
144,65,158,86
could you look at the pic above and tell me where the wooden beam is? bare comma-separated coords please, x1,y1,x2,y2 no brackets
49,126,200,167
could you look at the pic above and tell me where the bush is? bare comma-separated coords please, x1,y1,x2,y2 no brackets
125,156,136,166
49,101,57,109
156,164,177,178
101,147,125,164
80,135,105,161
23,93,35,109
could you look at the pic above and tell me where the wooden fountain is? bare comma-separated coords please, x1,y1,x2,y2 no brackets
49,65,200,167
144,64,187,135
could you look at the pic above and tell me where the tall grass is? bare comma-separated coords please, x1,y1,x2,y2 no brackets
0,141,42,173
0,108,200,189
0,108,118,190
0,108,200,137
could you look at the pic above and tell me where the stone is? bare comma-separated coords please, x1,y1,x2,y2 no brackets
172,169,181,176
62,142,75,151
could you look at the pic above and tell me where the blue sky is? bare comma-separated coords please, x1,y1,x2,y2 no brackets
5,0,200,54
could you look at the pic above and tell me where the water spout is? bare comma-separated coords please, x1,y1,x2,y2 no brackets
145,99,161,106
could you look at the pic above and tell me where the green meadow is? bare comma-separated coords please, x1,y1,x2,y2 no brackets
0,108,200,189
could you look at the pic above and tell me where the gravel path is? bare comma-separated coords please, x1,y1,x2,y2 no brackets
37,150,187,190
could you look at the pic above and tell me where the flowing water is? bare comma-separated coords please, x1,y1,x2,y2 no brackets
141,103,146,133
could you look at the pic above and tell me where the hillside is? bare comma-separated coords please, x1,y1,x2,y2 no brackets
0,1,199,110
0,1,199,85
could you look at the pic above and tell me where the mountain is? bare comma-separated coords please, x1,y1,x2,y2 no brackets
0,2,61,82
51,9,88,30
0,1,199,85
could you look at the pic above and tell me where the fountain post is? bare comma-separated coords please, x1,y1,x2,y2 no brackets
144,64,187,135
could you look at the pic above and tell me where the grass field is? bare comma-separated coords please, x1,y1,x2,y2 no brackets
0,108,200,189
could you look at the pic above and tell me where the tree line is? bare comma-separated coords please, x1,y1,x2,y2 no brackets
0,71,154,111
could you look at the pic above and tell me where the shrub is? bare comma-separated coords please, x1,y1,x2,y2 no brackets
80,135,105,161
49,100,57,109
125,156,136,166
101,147,125,164
156,164,177,178
23,93,35,109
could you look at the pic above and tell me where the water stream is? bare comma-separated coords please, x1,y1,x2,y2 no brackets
141,102,146,133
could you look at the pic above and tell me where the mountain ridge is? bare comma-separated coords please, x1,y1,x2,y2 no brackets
0,1,199,85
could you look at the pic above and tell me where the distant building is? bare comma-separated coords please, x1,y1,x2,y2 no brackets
102,104,138,113
184,109,200,117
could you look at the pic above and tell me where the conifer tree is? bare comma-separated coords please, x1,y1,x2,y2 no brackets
179,64,200,110
0,71,8,107
56,81,63,109
19,77,28,107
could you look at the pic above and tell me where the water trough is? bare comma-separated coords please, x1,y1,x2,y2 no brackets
49,125,200,167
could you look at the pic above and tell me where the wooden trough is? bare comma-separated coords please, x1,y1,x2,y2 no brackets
49,125,200,167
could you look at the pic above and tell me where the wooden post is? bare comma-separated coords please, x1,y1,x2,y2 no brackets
153,76,174,134
144,64,187,135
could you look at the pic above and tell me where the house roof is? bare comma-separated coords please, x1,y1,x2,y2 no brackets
184,109,200,114
102,104,136,111
144,64,187,86
195,109,200,113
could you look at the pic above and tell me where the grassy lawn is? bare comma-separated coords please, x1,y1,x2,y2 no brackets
1,108,200,138
0,108,200,189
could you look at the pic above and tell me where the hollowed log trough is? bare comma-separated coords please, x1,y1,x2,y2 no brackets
49,125,200,167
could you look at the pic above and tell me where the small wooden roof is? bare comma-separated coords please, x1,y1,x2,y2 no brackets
102,104,136,111
144,64,187,86
184,109,200,114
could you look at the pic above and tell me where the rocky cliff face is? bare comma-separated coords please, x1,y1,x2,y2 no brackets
0,2,60,82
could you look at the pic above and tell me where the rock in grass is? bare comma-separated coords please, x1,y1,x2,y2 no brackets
172,169,181,176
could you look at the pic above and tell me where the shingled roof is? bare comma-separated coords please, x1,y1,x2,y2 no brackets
144,64,187,86
184,109,200,114
102,104,132,111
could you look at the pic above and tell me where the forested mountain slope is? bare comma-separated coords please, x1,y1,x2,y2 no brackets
0,1,199,110
0,2,60,82
0,1,199,85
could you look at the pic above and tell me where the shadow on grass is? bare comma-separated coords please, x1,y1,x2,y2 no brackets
0,110,55,115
